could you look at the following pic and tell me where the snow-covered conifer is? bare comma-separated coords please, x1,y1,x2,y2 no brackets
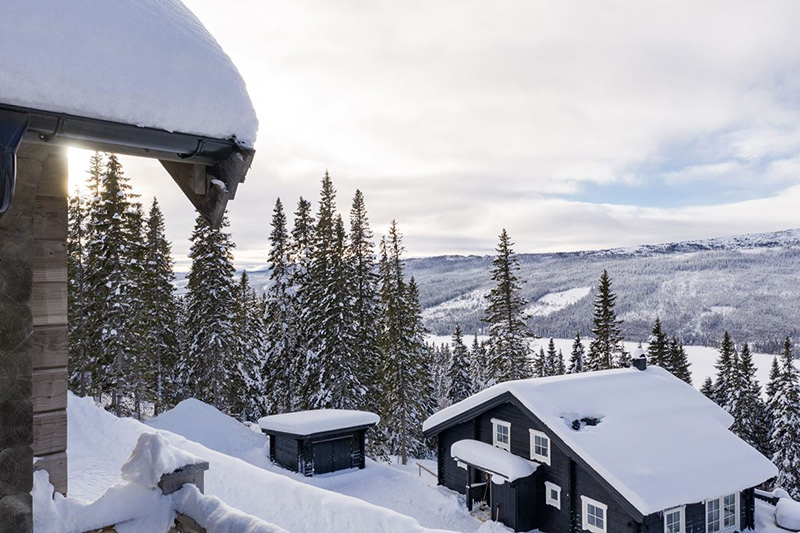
667,336,692,385
731,343,771,458
67,189,90,395
713,331,737,408
569,332,585,373
770,337,800,498
446,324,473,404
646,317,668,367
545,338,559,377
587,270,626,370
469,335,488,391
484,229,531,383
700,377,715,399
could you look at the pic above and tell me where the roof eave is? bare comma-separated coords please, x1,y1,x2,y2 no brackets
261,422,377,441
0,103,256,227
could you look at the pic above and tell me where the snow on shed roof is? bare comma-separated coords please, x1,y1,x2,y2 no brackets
424,366,778,516
1,0,258,147
258,410,379,436
451,439,538,484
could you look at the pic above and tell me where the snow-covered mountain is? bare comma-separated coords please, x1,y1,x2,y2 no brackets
178,228,800,350
408,228,800,349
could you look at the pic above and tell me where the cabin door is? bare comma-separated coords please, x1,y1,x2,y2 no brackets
312,436,353,474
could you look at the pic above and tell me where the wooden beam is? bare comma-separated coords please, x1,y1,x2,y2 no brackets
31,325,68,371
33,451,66,495
31,368,67,414
31,282,67,327
32,240,67,284
32,411,67,456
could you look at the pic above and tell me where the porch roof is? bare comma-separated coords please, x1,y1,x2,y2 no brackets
450,439,538,484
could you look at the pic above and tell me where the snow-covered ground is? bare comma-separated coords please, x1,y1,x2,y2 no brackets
427,336,791,396
66,393,505,532
525,287,591,317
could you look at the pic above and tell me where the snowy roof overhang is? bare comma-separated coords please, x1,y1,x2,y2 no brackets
0,0,259,227
258,410,380,439
450,439,538,484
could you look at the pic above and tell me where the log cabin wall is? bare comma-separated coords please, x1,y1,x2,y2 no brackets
0,142,68,533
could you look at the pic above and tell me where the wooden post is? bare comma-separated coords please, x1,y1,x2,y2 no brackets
0,143,68,533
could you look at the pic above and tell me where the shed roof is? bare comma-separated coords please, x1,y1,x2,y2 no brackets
424,366,777,516
258,410,379,437
451,439,538,484
0,0,257,147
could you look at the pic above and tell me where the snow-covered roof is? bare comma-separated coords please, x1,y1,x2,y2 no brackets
1,0,257,147
450,439,538,484
258,410,380,436
424,366,778,516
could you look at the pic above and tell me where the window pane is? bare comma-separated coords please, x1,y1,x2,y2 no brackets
723,494,736,526
551,489,558,500
666,510,681,533
707,499,720,532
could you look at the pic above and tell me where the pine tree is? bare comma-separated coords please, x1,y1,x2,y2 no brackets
124,201,149,420
263,199,299,414
731,343,772,458
288,197,315,411
446,324,473,404
234,272,268,420
182,213,239,413
532,347,547,378
484,229,531,383
432,343,451,408
766,355,781,407
348,190,381,410
646,318,669,368
469,335,488,392
587,270,626,370
770,337,800,498
700,377,715,399
713,332,737,408
140,198,180,414
569,333,585,374
300,174,362,409
545,338,559,377
667,337,692,385
83,154,137,414
556,349,566,376
67,189,90,395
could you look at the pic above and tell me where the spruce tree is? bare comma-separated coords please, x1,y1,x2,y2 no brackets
140,198,180,415
700,377,715,399
713,332,737,408
446,324,473,404
289,197,315,410
67,189,90,395
569,333,585,374
732,343,772,458
182,213,239,413
766,355,781,407
469,334,488,391
556,349,566,376
587,270,626,370
545,338,559,377
263,199,299,413
667,337,692,385
532,347,547,378
124,201,149,420
432,343,451,409
646,318,669,368
484,229,531,383
348,190,381,410
770,337,800,498
234,272,268,420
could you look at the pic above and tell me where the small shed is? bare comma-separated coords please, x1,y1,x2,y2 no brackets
258,410,379,476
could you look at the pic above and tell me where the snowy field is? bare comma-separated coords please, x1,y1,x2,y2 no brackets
428,336,791,395
65,393,510,533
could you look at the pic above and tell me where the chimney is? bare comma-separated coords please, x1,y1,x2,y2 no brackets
632,355,647,371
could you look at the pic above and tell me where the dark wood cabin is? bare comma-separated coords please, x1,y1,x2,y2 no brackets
423,361,777,533
259,410,379,476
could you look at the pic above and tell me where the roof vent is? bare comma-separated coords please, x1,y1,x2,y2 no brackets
569,417,602,431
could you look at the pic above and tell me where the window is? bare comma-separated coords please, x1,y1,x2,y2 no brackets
491,419,510,451
581,496,607,533
529,429,551,465
706,494,737,532
545,481,561,510
664,507,685,533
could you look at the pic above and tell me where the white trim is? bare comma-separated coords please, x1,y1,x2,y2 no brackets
705,492,738,533
529,429,551,465
456,460,467,470
545,481,561,510
663,506,685,533
491,418,511,451
581,495,607,533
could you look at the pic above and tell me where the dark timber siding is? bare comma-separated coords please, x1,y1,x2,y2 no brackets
270,433,299,472
438,420,474,493
268,428,369,476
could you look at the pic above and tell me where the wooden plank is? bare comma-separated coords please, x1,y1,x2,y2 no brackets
32,325,68,371
32,368,67,414
38,150,69,199
34,451,67,495
0,493,33,533
0,400,32,451
31,282,67,327
32,240,67,284
32,196,67,242
32,411,66,456
0,445,33,497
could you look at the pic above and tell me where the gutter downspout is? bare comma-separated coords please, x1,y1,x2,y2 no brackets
0,110,29,218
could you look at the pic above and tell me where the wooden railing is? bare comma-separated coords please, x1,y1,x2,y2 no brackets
416,462,437,480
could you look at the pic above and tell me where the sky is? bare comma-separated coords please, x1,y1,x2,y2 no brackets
68,0,800,271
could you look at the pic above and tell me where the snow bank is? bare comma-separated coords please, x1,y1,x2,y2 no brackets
66,393,447,533
450,440,537,484
171,484,287,533
120,432,206,488
258,409,380,436
147,398,270,467
1,1,257,146
776,498,800,531
425,367,777,516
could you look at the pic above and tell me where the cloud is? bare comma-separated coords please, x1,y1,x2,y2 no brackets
68,1,800,268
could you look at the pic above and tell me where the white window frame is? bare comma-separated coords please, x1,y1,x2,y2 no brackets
491,418,511,451
663,506,685,533
529,429,551,465
705,493,738,532
581,495,608,533
545,481,561,510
